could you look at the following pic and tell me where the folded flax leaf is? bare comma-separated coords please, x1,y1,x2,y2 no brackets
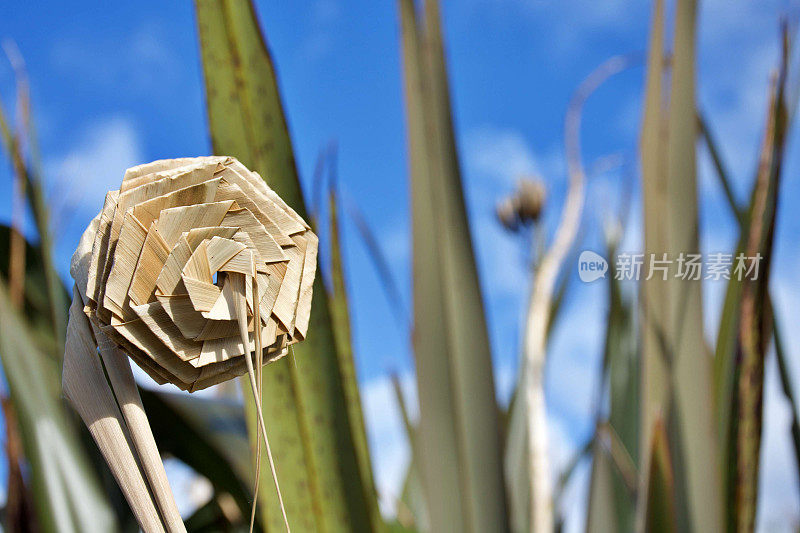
63,287,168,533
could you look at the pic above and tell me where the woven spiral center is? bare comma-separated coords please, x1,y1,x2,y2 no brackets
81,156,317,391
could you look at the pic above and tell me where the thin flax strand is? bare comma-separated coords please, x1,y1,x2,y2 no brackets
235,273,290,532
250,276,264,533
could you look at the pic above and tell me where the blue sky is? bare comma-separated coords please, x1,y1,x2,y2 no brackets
1,0,800,530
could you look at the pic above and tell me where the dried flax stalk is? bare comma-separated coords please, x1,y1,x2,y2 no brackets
63,157,317,532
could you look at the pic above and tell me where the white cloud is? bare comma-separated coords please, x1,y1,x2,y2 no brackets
297,0,342,63
467,0,646,56
757,356,800,531
361,372,415,516
464,126,542,188
47,116,142,226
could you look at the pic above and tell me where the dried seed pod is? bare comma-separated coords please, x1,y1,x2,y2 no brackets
72,156,317,391
496,196,520,231
515,178,545,222
496,177,546,231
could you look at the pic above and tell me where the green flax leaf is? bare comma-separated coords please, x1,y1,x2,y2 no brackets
586,445,620,533
328,184,383,531
639,0,724,529
713,29,794,529
195,1,380,530
398,0,509,530
638,1,670,526
644,421,677,533
586,243,638,532
732,43,790,531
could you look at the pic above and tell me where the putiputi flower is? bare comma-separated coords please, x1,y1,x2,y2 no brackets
64,157,316,532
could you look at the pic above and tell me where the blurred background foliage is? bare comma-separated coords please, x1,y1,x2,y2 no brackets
0,0,799,531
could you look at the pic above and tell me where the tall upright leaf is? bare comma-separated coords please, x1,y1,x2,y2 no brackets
0,61,66,356
638,0,723,530
663,1,724,530
397,0,508,531
644,421,677,533
328,184,383,532
586,244,639,533
707,28,794,529
638,3,668,509
195,1,380,530
398,0,465,529
702,39,800,516
586,445,620,533
732,55,789,531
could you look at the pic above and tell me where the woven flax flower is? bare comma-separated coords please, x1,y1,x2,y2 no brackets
63,156,316,531
76,156,317,391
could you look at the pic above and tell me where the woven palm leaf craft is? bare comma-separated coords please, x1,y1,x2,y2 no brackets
63,156,316,532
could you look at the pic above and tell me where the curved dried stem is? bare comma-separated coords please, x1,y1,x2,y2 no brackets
521,53,639,531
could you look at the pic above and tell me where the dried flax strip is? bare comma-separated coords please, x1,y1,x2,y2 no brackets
107,319,200,384
157,294,206,339
217,161,304,235
194,317,240,341
131,178,220,230
92,327,185,532
64,291,167,533
216,180,294,247
131,301,203,361
233,272,290,532
104,212,148,316
129,223,171,306
154,200,234,247
122,157,224,191
294,232,318,339
271,236,306,334
111,167,219,246
206,236,246,272
227,158,307,233
86,190,120,302
184,277,222,312
157,237,195,296
221,205,286,262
